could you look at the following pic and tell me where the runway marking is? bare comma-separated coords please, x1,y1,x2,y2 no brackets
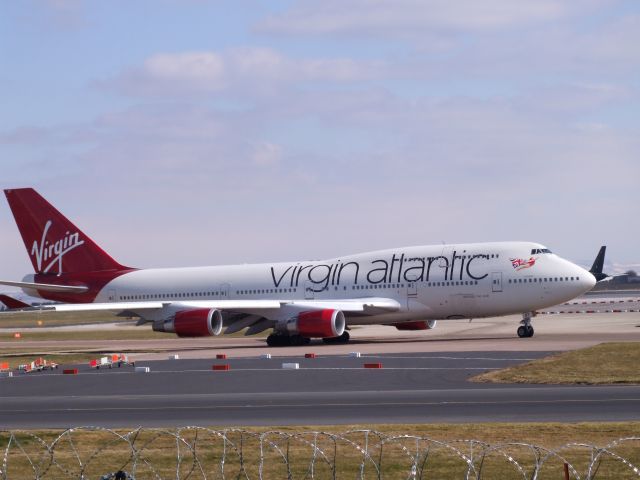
355,355,540,361
4,366,505,379
11,367,505,378
3,397,640,414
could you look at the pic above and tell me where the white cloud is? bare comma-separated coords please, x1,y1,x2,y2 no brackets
251,142,283,167
2,84,638,279
100,48,381,97
256,0,606,35
144,52,226,90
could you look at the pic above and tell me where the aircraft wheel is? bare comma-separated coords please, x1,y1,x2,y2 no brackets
526,325,534,337
517,326,527,338
267,334,304,347
336,331,350,343
323,331,350,344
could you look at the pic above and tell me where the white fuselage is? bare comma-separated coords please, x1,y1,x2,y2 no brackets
92,241,595,324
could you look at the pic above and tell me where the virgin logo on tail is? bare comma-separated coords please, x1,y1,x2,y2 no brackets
31,220,85,276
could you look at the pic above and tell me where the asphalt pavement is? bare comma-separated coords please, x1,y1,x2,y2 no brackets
2,351,639,428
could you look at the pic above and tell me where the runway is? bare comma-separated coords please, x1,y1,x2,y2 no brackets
2,352,640,428
2,308,639,428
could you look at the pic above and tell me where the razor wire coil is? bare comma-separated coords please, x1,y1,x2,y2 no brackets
1,427,639,479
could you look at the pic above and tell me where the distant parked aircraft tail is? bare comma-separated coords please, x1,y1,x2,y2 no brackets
589,246,608,282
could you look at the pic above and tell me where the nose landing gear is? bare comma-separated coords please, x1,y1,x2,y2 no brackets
517,312,535,338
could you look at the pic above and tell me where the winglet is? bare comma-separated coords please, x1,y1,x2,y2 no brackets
0,294,30,309
589,246,608,282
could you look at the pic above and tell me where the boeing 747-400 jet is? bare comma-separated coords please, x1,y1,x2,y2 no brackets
0,188,601,345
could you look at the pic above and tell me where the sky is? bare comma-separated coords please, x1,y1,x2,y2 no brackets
1,0,639,286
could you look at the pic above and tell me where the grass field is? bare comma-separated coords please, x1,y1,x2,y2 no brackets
0,350,130,366
0,329,169,366
0,327,267,367
472,342,640,384
0,328,167,342
0,310,132,328
2,423,639,479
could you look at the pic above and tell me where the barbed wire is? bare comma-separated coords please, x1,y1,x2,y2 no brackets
1,427,639,479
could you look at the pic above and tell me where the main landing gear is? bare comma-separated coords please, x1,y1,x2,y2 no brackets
265,331,351,346
266,334,311,347
517,312,534,338
322,331,350,344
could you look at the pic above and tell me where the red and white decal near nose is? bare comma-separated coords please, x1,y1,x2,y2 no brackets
0,188,601,345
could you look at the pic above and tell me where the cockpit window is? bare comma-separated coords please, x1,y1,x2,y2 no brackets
531,248,552,254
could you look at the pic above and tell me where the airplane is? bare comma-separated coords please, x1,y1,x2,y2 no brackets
0,188,601,345
0,294,30,310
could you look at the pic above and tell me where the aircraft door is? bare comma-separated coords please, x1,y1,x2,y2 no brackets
491,272,503,292
108,289,117,302
219,283,230,298
406,274,419,310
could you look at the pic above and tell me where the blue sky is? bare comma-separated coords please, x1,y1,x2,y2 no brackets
1,0,639,283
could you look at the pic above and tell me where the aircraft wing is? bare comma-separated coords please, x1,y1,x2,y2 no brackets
0,297,401,321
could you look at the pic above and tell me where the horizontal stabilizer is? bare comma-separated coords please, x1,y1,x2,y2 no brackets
0,279,88,293
0,294,31,309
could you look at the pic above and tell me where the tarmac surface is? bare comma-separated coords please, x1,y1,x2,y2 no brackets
2,350,640,428
1,296,639,429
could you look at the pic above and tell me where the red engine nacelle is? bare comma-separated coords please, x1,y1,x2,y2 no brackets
285,309,346,338
394,320,437,331
153,308,223,337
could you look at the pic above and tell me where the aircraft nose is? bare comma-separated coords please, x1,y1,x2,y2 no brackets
579,269,597,292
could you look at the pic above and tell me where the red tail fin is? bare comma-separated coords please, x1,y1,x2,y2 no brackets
0,294,30,309
4,188,129,275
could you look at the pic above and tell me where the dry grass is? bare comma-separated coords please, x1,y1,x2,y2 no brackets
0,329,164,367
472,342,640,384
0,351,116,367
0,329,167,342
1,423,639,479
0,310,132,328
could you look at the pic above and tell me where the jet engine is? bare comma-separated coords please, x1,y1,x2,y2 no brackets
153,308,223,337
394,320,437,330
281,309,346,338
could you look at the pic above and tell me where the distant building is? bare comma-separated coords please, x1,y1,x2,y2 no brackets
593,270,640,290
610,271,640,285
